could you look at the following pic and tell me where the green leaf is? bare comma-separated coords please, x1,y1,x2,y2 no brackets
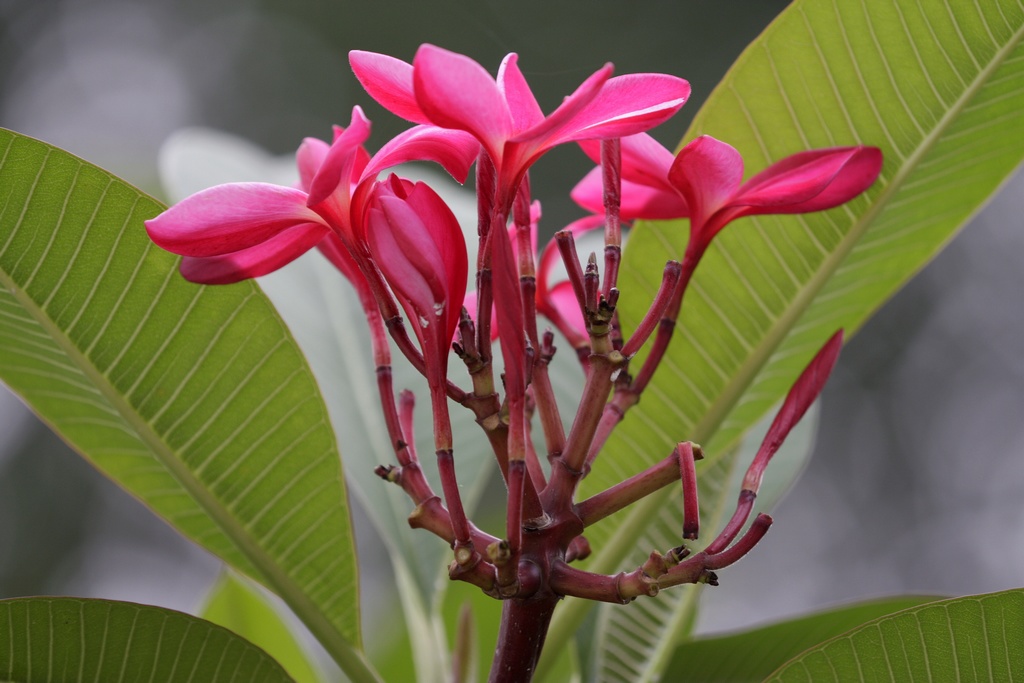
0,597,294,682
201,571,323,683
765,590,1024,682
545,0,1024,678
0,130,377,682
665,596,940,682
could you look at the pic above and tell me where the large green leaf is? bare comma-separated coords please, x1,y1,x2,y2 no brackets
0,130,377,681
766,590,1024,681
665,596,940,682
201,571,323,683
0,597,294,682
544,0,1024,678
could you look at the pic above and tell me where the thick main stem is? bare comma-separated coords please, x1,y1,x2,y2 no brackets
487,593,560,683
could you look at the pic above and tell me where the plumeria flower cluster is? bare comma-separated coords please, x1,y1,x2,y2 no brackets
146,44,882,681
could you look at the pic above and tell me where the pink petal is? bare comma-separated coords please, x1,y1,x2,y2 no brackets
178,223,329,284
307,107,372,208
497,53,544,134
361,125,480,184
296,137,330,192
145,183,323,257
349,50,431,125
367,177,467,343
412,45,512,163
542,73,690,145
511,63,612,153
667,135,744,228
571,167,687,220
580,133,678,191
733,146,884,214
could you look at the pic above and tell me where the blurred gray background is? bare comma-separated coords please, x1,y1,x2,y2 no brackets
1,0,1022,656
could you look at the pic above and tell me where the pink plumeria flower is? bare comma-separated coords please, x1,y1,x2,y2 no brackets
573,133,883,257
145,106,478,284
366,174,468,378
350,44,691,211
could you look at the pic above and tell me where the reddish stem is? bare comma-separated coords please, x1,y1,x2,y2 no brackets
601,138,622,298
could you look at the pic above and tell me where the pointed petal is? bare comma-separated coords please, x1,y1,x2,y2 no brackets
362,125,480,184
571,167,687,219
667,135,744,228
145,183,323,257
533,73,689,147
733,146,884,214
512,64,612,152
412,45,512,162
307,107,372,208
179,223,329,284
349,50,431,125
498,53,544,133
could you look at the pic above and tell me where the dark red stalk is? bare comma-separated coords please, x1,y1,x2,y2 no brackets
554,230,588,325
678,441,701,540
488,593,560,683
575,451,681,527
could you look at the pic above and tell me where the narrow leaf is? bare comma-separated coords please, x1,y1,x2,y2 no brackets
0,130,375,681
765,590,1024,682
0,597,294,682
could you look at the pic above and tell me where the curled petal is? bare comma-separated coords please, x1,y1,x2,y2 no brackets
367,177,468,344
145,183,323,257
513,64,613,151
547,73,690,144
307,107,372,208
362,125,480,184
296,137,330,193
733,146,884,214
349,50,431,125
498,53,544,134
412,44,512,163
667,135,744,229
571,167,686,220
179,223,329,284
